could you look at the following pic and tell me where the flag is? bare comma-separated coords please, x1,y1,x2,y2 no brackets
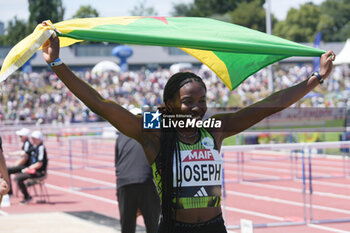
313,32,322,71
0,17,325,90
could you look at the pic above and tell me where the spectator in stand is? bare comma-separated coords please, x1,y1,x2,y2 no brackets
0,60,349,124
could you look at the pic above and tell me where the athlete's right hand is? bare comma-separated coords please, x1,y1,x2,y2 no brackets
42,22,60,64
0,178,9,195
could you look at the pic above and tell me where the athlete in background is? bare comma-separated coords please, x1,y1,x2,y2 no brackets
6,128,33,195
115,108,160,233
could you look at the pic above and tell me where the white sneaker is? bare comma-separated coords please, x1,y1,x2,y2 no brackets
1,194,11,207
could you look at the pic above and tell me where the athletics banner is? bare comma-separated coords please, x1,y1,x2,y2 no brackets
0,17,325,90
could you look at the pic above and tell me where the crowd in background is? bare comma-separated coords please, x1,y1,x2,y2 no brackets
0,63,349,125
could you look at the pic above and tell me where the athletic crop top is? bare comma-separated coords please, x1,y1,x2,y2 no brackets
152,128,223,210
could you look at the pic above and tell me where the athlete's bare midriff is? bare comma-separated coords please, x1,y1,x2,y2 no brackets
175,206,222,223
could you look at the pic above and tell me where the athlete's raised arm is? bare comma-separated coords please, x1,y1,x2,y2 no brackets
214,50,335,142
42,36,144,139
0,137,10,195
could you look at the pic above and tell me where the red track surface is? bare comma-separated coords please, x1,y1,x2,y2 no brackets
2,136,350,232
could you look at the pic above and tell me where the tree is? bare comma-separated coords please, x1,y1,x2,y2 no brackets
171,3,192,17
171,0,272,32
230,0,272,32
273,3,323,42
320,0,350,41
171,0,262,17
0,17,28,45
129,0,158,16
72,5,99,18
0,0,65,45
28,0,65,28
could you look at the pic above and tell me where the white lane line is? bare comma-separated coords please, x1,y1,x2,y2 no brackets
45,183,118,205
0,210,8,216
84,166,115,175
48,170,116,188
50,155,114,166
48,182,275,220
49,160,115,175
47,182,282,222
224,169,350,190
227,190,350,215
308,223,350,233
241,181,350,200
47,183,348,233
48,153,350,230
51,160,350,203
225,201,350,233
313,180,350,189
224,206,283,221
225,169,281,179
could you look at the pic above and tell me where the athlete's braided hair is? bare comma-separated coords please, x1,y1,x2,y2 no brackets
155,72,206,232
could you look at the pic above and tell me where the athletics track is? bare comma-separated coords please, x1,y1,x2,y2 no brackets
1,134,350,233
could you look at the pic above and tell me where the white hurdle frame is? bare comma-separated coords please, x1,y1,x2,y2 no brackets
67,135,116,191
221,141,350,229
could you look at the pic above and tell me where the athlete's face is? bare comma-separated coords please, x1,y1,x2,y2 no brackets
168,81,207,120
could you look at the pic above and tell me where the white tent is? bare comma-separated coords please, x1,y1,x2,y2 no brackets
170,63,193,74
334,39,350,65
91,60,120,76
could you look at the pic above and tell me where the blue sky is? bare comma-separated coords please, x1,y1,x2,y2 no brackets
0,0,324,25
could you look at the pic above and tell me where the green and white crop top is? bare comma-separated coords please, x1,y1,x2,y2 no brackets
152,128,223,210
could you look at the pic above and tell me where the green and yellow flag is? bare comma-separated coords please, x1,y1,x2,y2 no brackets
0,16,325,90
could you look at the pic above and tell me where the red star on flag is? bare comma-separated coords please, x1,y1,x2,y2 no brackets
141,16,168,24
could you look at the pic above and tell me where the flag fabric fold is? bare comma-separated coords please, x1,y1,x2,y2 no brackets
0,16,325,90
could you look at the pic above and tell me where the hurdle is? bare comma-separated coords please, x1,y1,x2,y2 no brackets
237,130,349,182
306,143,350,225
293,146,349,180
67,135,116,191
221,141,350,229
222,143,308,229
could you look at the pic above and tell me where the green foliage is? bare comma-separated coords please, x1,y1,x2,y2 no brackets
273,3,323,42
171,3,192,16
230,0,275,32
320,0,350,41
129,0,158,16
70,5,101,45
172,0,262,17
28,0,65,26
273,0,350,42
72,5,99,18
27,0,65,35
0,17,28,46
171,0,273,32
0,36,5,45
0,0,65,45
